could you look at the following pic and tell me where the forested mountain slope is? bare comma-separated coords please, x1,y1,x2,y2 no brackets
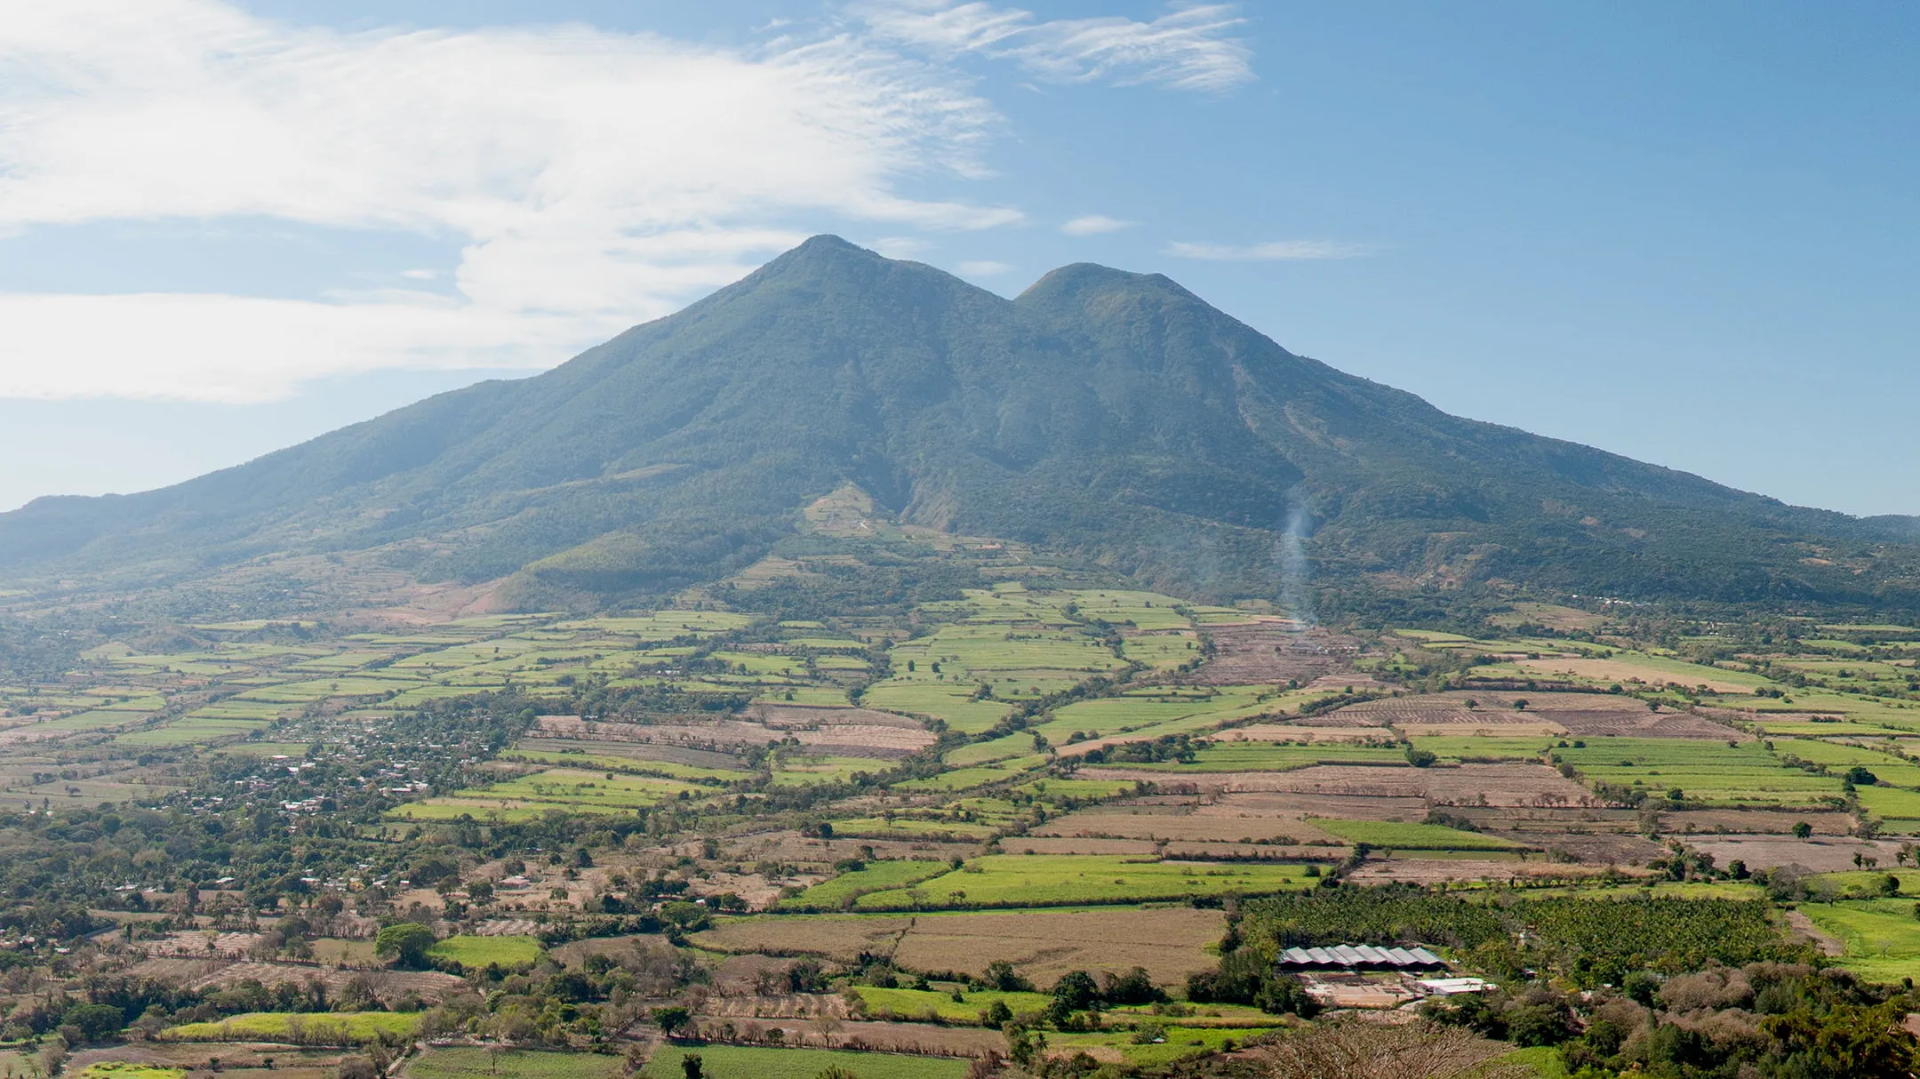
2,235,1914,607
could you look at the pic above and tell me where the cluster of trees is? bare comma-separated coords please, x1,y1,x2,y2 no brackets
1425,963,1915,1079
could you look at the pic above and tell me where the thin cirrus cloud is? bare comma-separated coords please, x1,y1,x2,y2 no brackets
0,0,1024,403
1165,240,1376,261
1062,214,1137,236
853,1,1254,92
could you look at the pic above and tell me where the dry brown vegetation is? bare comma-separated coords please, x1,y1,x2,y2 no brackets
1256,1017,1530,1079
693,907,1225,985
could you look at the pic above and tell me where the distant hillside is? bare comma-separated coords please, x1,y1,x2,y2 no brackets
3,235,1917,609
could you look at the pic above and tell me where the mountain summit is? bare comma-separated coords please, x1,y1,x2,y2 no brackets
2,236,1914,607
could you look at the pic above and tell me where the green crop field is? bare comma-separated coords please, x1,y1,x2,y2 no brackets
1313,819,1523,850
781,860,952,911
642,1046,967,1079
119,718,269,745
456,768,701,809
1858,785,1920,818
1554,738,1845,806
163,1011,420,1043
498,749,742,782
1409,736,1554,762
1801,899,1920,984
943,732,1031,766
859,683,1013,732
429,934,543,969
850,855,1312,910
769,756,885,787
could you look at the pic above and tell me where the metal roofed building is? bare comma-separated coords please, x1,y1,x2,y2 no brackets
1278,945,1447,971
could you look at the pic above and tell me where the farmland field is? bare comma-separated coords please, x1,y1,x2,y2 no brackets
780,860,952,912
15,527,1920,1079
409,1050,624,1079
849,854,1312,910
163,1011,420,1043
1311,819,1524,850
428,934,542,969
641,1046,968,1079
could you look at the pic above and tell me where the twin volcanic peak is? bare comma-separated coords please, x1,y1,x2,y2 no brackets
0,234,1914,608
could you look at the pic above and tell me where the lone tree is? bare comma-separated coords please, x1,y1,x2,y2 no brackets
373,923,435,970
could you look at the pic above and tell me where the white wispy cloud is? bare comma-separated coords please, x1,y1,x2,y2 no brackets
854,1,1254,92
0,1,1021,402
1062,214,1136,236
1165,239,1375,261
957,259,1013,275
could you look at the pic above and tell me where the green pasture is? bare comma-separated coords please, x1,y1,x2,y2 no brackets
1409,736,1553,762
1801,899,1920,985
781,860,953,912
163,1011,420,1043
769,756,884,787
1555,738,1845,805
499,749,742,783
428,934,543,969
118,718,268,746
859,683,1013,732
944,732,1032,766
1859,786,1920,818
470,767,703,809
850,854,1312,910
1123,633,1202,668
1012,778,1142,800
1312,819,1522,851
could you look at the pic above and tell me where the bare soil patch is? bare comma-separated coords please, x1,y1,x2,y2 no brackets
1188,621,1358,685
1784,910,1846,957
1206,792,1430,821
127,958,464,1000
1000,837,1160,856
1082,763,1599,807
747,704,923,730
697,907,1226,986
1215,724,1400,743
1345,858,1633,886
1552,711,1747,740
1512,658,1755,695
1483,832,1665,865
1685,836,1910,873
1660,809,1855,836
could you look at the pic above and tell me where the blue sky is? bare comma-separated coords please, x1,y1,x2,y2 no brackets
1,1,1915,515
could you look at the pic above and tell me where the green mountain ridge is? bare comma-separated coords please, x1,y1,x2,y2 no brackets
3,234,1916,608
